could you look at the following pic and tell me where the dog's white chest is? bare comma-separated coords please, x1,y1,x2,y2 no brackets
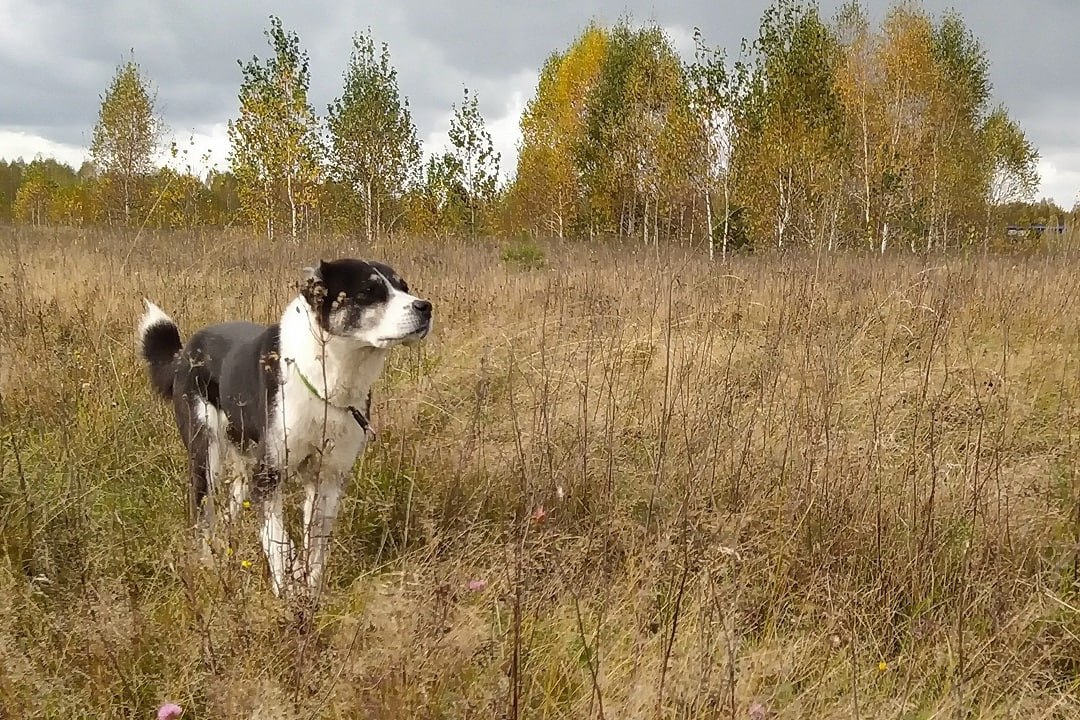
270,376,369,476
267,301,390,479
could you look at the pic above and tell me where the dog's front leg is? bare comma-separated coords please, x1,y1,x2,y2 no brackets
254,467,296,597
228,475,250,522
302,472,346,596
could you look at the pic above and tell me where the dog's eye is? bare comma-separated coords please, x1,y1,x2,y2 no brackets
360,279,388,298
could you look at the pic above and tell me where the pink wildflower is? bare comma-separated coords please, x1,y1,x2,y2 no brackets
467,579,487,592
157,703,183,720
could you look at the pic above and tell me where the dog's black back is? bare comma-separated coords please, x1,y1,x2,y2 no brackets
176,321,283,449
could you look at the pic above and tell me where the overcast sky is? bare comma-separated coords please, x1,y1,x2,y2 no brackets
1,0,1077,208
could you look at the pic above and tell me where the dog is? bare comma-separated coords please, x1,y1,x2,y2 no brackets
137,258,432,598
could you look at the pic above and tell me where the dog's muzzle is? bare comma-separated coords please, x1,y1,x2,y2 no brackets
404,299,433,343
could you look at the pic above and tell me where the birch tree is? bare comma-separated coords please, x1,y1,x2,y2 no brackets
732,0,845,250
928,10,992,248
980,106,1039,246
89,58,165,226
13,163,55,227
688,27,741,258
511,23,608,238
326,29,421,241
228,15,323,241
578,19,698,243
447,87,500,237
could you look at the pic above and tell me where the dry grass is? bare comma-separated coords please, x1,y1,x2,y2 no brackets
1,225,1080,719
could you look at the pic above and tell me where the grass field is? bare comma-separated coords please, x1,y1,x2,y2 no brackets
2,226,1080,719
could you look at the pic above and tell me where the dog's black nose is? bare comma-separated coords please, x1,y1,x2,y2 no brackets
413,299,432,317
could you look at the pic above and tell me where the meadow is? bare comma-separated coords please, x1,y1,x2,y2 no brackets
1,226,1079,719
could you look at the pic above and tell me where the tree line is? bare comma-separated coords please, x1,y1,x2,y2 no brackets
1,0,1070,253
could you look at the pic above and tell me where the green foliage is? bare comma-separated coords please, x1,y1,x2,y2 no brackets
736,0,839,136
730,0,846,249
0,160,25,220
404,152,469,239
931,10,991,121
499,237,547,270
89,57,165,226
227,15,323,242
326,28,421,240
982,106,1040,207
12,159,84,226
578,18,702,241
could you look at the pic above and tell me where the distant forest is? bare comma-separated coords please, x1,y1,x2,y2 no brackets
1,0,1073,253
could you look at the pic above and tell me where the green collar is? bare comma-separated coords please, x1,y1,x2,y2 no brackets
288,360,375,438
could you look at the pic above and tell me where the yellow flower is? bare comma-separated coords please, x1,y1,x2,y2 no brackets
241,559,253,569
225,547,233,556
878,661,888,672
242,499,251,509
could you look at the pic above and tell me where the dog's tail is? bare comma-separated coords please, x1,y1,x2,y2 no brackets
137,300,182,400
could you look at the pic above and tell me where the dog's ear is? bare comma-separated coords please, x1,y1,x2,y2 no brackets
302,262,323,282
301,261,327,308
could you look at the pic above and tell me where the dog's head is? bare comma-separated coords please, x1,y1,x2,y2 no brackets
301,258,432,348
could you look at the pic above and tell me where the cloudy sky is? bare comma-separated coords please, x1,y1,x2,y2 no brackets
1,0,1077,208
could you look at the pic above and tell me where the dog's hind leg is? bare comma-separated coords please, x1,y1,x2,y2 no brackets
176,394,216,562
190,451,215,563
198,399,236,557
219,438,252,526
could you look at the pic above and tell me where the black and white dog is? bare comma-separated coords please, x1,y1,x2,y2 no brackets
137,258,432,598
